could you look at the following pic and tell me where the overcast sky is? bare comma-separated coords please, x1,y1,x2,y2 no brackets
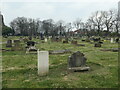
0,0,119,26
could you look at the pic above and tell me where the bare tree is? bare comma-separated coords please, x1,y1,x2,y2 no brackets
56,20,66,37
42,19,54,37
88,11,104,36
73,18,82,30
112,9,120,34
10,17,28,36
66,22,72,36
102,9,115,33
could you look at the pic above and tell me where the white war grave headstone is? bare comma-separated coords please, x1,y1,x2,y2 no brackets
37,50,49,76
45,38,48,42
111,38,115,43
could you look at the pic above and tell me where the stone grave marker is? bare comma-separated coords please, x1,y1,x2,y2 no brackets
19,37,23,41
99,41,103,44
51,37,62,42
94,43,101,47
85,38,90,42
29,36,32,40
81,39,85,42
49,49,72,54
116,38,119,43
71,40,77,45
111,38,115,43
6,40,12,47
26,41,37,53
23,38,28,42
12,40,23,51
45,38,47,42
76,44,85,46
38,50,49,76
63,40,68,43
68,51,90,71
93,37,101,42
100,48,118,52
63,38,69,43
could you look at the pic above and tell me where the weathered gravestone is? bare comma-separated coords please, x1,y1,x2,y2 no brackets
12,40,23,51
40,33,44,40
3,36,8,38
99,41,103,44
6,40,12,47
76,44,85,46
19,37,23,41
51,37,62,42
26,41,35,47
38,50,49,76
71,40,77,45
100,48,119,52
68,51,90,71
85,38,90,42
41,37,45,40
116,38,119,43
23,38,28,42
94,43,101,47
49,49,72,54
63,38,69,43
29,36,32,40
63,40,68,43
45,38,48,42
26,41,37,53
81,40,85,42
111,38,115,43
93,38,101,42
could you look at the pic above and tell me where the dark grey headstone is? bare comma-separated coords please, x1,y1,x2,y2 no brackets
71,40,77,45
93,38,101,42
11,40,23,51
76,44,85,46
68,51,90,71
6,40,12,47
85,38,90,42
68,51,87,68
29,36,32,40
63,40,68,43
100,48,118,52
94,43,101,47
23,38,28,42
116,38,119,43
14,40,20,43
27,41,35,47
26,41,37,54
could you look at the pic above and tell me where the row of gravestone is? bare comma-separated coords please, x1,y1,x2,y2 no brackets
38,50,90,76
6,39,38,53
6,40,24,51
6,36,119,52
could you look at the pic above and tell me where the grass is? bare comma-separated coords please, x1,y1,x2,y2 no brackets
2,36,118,88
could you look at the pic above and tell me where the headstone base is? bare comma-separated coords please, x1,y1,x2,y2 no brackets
68,66,90,72
26,46,37,54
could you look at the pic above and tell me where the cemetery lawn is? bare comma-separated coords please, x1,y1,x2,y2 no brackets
2,36,118,88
